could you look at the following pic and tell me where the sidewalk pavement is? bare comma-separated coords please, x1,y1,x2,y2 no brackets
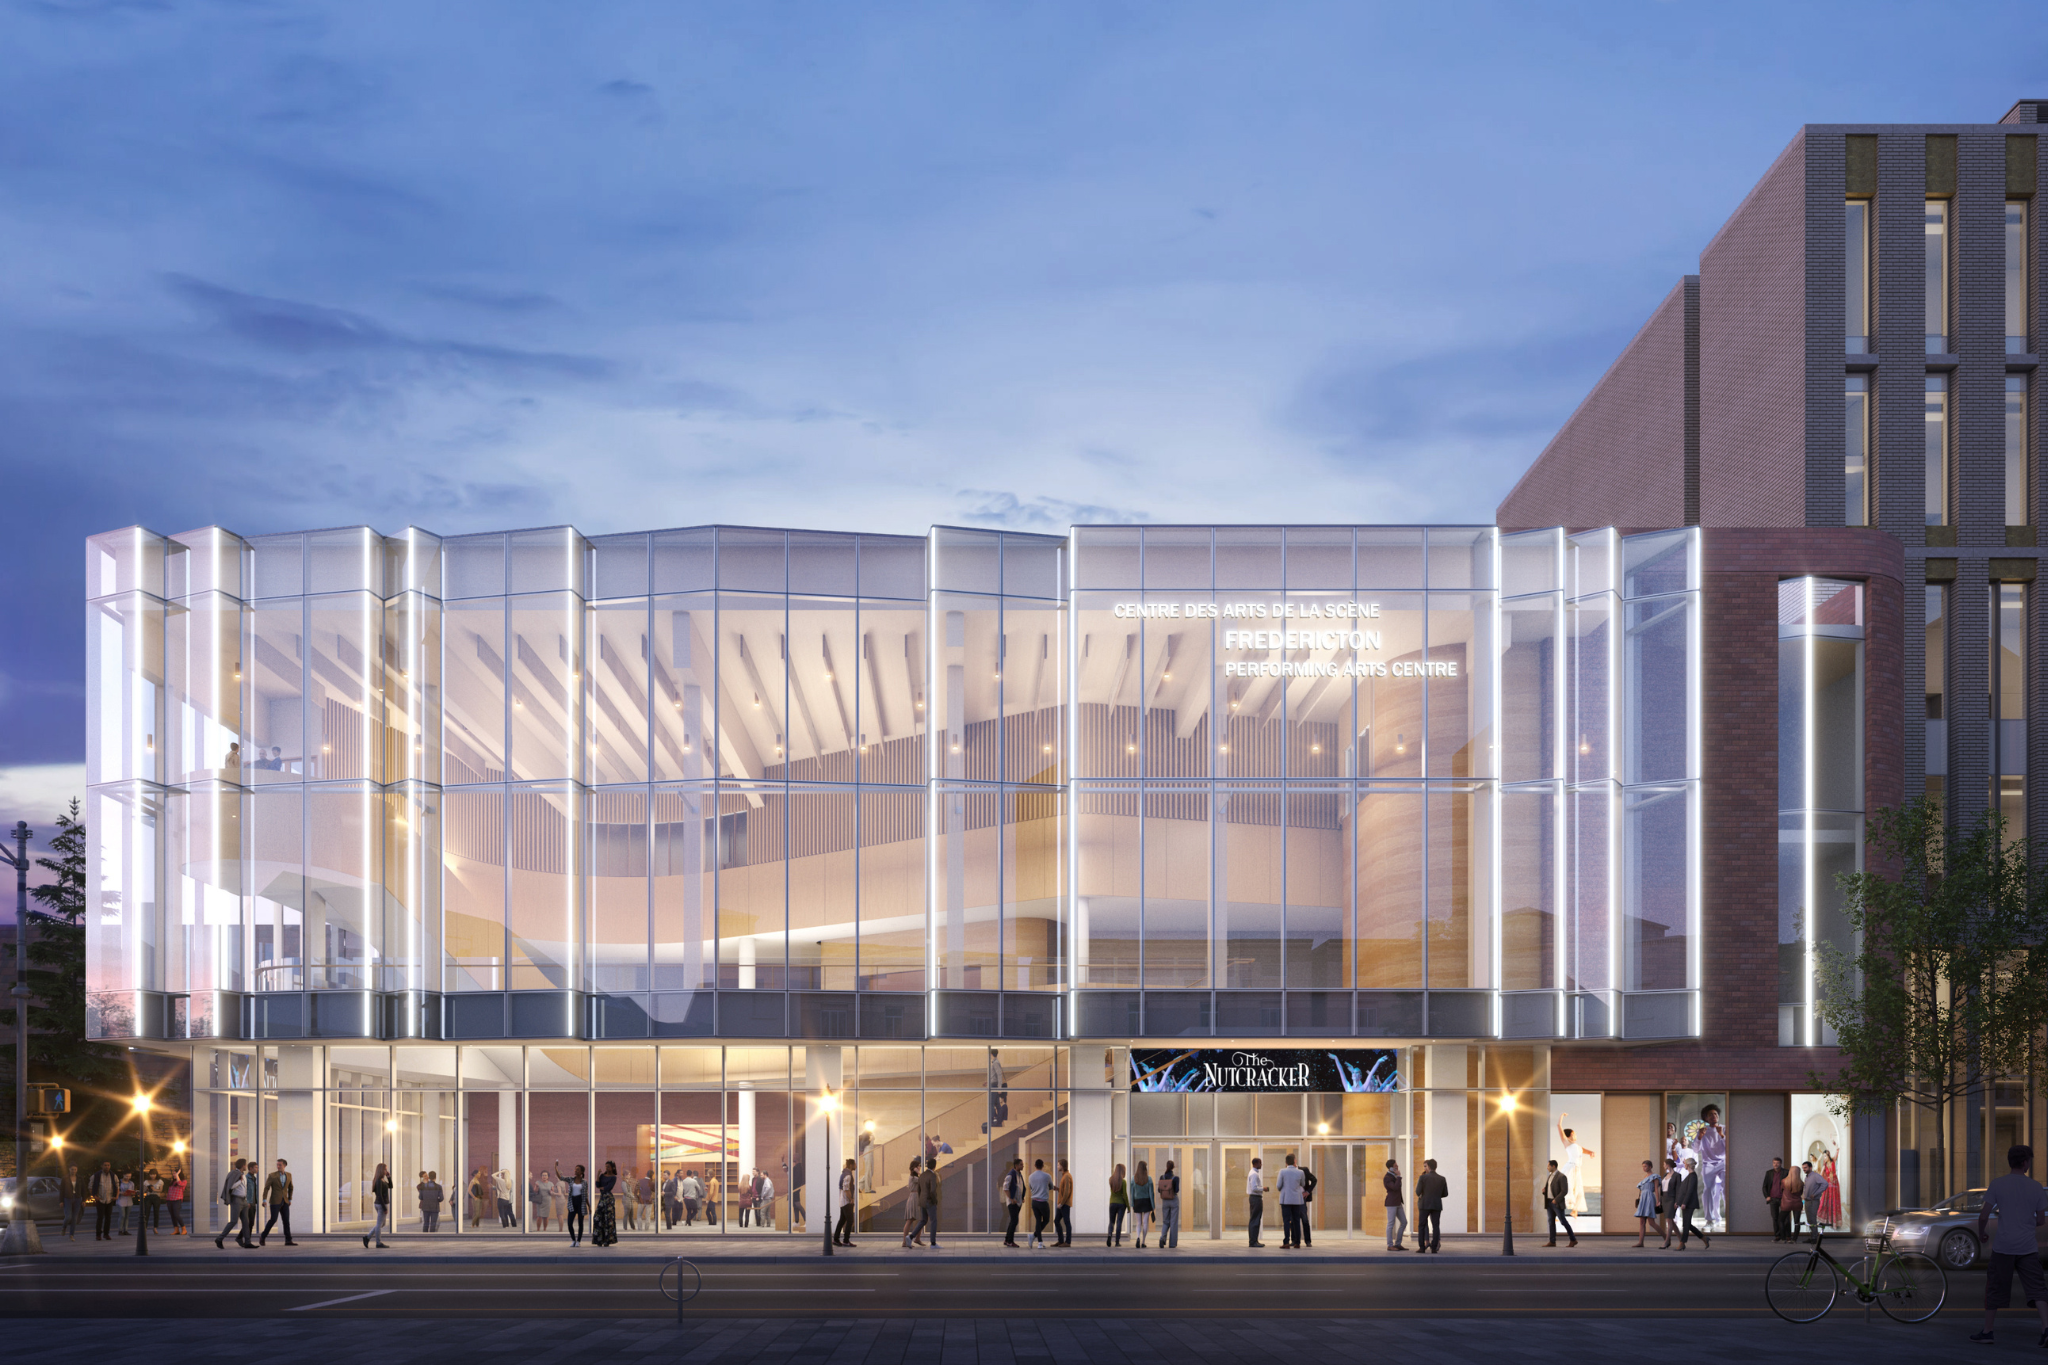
10,1223,1813,1265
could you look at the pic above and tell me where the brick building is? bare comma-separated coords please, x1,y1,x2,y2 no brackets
1502,97,2048,1236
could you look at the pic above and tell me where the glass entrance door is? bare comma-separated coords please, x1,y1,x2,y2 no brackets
1132,1144,1211,1238
1221,1144,1255,1237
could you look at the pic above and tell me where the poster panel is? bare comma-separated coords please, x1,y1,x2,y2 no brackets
1665,1092,1729,1232
1788,1094,1849,1232
1548,1093,1603,1219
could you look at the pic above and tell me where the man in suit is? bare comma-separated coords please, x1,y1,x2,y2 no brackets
1543,1159,1577,1247
216,1158,254,1248
88,1161,120,1241
259,1158,297,1246
916,1158,942,1248
1763,1157,1789,1241
1414,1158,1449,1253
1678,1156,1710,1248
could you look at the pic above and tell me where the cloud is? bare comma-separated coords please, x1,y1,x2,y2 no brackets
955,490,1152,531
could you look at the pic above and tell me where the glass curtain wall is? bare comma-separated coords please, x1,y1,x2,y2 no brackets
1993,583,2028,843
1070,527,1496,1037
1846,375,1870,527
1846,198,1870,354
1777,578,1865,1047
2009,200,2030,355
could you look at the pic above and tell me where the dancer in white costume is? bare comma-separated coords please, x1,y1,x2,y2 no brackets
1556,1114,1595,1219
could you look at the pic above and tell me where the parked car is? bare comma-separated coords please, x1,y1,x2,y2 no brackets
1865,1189,2048,1271
0,1176,64,1222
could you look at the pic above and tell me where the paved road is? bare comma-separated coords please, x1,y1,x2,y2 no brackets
0,1253,1977,1319
0,1316,2026,1364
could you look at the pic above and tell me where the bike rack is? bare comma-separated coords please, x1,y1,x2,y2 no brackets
658,1257,704,1327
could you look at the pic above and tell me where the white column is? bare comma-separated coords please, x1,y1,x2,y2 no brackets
1071,1064,1113,1237
736,1089,756,1211
1426,1045,1470,1232
806,1046,843,1238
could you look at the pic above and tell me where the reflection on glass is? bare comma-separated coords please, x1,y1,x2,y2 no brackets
1846,199,1870,352
1356,789,1421,988
1845,375,1869,526
443,789,505,992
1925,200,1948,353
2007,376,2029,528
2009,201,2030,354
1925,376,1947,527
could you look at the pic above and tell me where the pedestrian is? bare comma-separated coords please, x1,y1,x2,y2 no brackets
1155,1159,1180,1249
420,1170,444,1232
166,1166,187,1235
619,1166,638,1232
90,1160,119,1240
705,1169,721,1226
1779,1158,1806,1238
637,1166,656,1232
115,1168,135,1235
1383,1158,1408,1250
215,1159,249,1248
1107,1162,1129,1247
1027,1158,1053,1248
1657,1157,1680,1248
260,1158,297,1246
592,1160,619,1247
1054,1158,1074,1247
1542,1158,1577,1247
60,1163,82,1240
1678,1157,1710,1248
916,1156,943,1248
682,1169,704,1226
531,1169,551,1233
662,1169,679,1229
1633,1159,1661,1247
469,1167,486,1228
555,1161,588,1246
758,1169,776,1230
901,1157,926,1247
1245,1156,1266,1248
738,1169,755,1228
1970,1143,2048,1347
1799,1160,1822,1239
142,1166,165,1231
1276,1153,1306,1249
1001,1157,1026,1247
495,1166,517,1228
1763,1157,1788,1241
362,1161,392,1248
1414,1158,1447,1253
1299,1158,1317,1247
836,1157,859,1246
1130,1160,1155,1248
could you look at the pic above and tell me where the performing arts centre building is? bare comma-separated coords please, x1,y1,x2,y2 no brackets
86,93,2048,1245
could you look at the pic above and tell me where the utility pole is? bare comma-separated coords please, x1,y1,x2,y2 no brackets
1,821,43,1254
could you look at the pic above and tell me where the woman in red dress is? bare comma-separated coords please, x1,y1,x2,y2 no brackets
1816,1148,1842,1230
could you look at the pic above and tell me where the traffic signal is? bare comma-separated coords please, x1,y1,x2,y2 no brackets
28,1086,69,1115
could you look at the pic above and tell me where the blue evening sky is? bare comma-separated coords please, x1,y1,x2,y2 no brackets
2,1,2042,820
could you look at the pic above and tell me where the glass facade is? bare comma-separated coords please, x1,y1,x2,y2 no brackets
1845,374,1869,526
89,520,1709,1238
1777,579,1865,1048
2010,200,2030,355
1993,583,2027,843
1926,375,1949,527
2009,375,2030,529
1846,199,1870,354
1926,200,1949,354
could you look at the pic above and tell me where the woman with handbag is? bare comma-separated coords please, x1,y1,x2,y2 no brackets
1632,1159,1661,1247
1657,1158,1680,1249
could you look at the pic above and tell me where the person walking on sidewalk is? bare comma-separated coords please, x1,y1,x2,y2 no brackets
835,1158,859,1246
1414,1159,1448,1253
362,1161,392,1248
1107,1163,1129,1247
1657,1158,1681,1247
420,1171,444,1233
1156,1160,1181,1249
1633,1160,1661,1247
1001,1158,1026,1247
260,1159,297,1246
89,1161,118,1241
216,1159,254,1249
1383,1158,1408,1250
1677,1157,1708,1248
1054,1159,1074,1247
555,1162,588,1246
1543,1159,1577,1247
1027,1158,1053,1248
61,1163,82,1240
1245,1157,1267,1248
901,1157,926,1247
916,1157,942,1248
1970,1143,2048,1347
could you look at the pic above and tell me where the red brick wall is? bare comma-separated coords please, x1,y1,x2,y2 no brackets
1497,280,1691,530
1555,528,1904,1092
1698,133,1810,527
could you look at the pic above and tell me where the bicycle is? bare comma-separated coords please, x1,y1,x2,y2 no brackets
1765,1220,1947,1324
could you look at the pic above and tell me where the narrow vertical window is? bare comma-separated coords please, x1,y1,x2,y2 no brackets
1846,200,1871,353
1925,200,1949,353
1925,584,1946,813
1844,374,1870,525
2009,201,2030,355
1992,583,2027,844
1925,375,1948,526
2008,375,2030,528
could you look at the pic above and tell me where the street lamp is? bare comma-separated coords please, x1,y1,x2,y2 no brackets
1499,1093,1517,1257
818,1090,839,1258
131,1092,154,1257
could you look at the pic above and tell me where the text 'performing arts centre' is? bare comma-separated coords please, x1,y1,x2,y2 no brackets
84,521,1717,1240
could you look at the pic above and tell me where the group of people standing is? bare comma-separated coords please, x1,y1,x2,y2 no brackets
1763,1150,1842,1240
60,1162,191,1240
